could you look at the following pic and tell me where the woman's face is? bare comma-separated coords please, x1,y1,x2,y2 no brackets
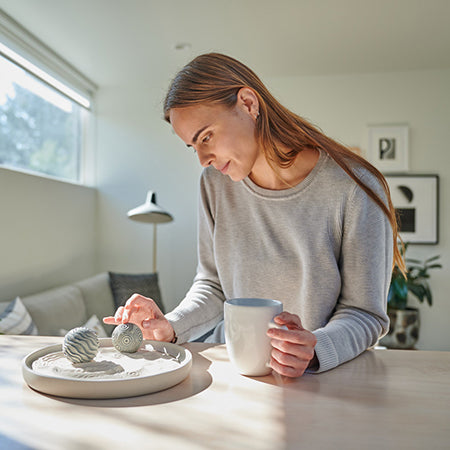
169,91,262,182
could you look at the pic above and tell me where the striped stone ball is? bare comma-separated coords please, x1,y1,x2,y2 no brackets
63,327,99,364
112,323,143,353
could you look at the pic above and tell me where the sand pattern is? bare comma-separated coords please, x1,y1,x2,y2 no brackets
32,344,182,380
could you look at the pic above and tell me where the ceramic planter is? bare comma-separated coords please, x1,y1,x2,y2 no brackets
379,308,420,349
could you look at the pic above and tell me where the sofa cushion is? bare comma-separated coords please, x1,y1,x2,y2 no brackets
108,272,164,313
75,273,116,336
0,297,38,335
58,314,109,338
22,285,87,336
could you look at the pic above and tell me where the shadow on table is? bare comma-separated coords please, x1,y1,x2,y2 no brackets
40,348,213,408
250,350,389,448
248,349,386,393
0,432,34,450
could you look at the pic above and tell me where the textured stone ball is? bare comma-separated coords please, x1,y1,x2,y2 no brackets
112,323,143,353
63,327,99,363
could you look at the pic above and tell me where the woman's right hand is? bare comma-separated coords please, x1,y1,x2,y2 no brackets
103,294,175,342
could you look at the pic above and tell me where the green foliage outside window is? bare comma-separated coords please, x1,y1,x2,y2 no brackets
0,79,81,182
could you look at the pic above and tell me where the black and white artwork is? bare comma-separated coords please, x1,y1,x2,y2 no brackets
386,175,439,244
367,125,409,173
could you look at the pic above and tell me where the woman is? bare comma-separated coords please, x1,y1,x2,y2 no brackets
104,53,405,377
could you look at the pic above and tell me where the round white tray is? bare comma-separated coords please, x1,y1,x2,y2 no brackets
22,338,192,399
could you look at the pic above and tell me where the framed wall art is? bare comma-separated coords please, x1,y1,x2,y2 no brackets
367,125,409,173
385,174,439,244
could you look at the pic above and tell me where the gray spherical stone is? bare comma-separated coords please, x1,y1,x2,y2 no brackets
112,323,143,353
63,327,99,363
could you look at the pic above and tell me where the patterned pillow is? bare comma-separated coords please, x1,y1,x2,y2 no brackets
108,272,164,313
0,297,38,335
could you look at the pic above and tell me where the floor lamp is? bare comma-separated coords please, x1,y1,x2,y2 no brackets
127,191,173,272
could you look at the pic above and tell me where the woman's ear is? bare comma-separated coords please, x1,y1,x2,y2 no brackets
237,87,259,119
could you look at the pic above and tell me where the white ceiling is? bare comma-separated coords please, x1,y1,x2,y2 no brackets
0,0,449,87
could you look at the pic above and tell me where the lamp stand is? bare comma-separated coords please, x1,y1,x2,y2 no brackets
153,223,157,273
127,191,173,273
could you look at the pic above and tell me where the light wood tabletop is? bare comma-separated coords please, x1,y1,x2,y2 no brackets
0,335,449,450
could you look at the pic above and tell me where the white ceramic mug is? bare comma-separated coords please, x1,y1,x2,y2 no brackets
224,298,283,376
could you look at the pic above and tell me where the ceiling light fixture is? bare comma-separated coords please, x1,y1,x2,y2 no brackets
174,42,192,51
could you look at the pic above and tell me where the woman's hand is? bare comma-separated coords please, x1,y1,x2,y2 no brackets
267,311,318,378
103,294,175,342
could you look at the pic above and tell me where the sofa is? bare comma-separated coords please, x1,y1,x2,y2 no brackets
0,272,164,337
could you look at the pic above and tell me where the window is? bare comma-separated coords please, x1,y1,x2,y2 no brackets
0,10,96,184
0,53,83,181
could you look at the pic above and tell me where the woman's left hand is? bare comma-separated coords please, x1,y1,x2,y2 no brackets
267,311,318,378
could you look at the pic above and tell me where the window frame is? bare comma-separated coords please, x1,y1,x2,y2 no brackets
0,8,97,185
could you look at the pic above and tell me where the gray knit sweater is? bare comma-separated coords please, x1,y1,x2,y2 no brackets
166,151,392,373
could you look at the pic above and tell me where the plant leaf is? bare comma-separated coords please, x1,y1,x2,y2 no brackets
406,258,422,264
407,283,426,302
391,242,441,309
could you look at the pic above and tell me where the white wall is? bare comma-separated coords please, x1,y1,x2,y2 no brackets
95,83,202,310
0,167,97,300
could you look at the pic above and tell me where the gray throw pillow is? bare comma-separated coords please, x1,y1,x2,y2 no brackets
108,272,165,313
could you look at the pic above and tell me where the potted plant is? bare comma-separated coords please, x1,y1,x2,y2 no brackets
380,243,442,349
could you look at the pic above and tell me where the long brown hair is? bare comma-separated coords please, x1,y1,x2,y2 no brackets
164,53,406,275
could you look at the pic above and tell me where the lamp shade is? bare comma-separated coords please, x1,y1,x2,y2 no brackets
127,191,173,224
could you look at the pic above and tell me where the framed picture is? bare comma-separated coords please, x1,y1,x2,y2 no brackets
367,125,409,172
385,174,439,244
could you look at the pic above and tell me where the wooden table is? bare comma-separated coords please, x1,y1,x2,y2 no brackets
0,335,449,450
